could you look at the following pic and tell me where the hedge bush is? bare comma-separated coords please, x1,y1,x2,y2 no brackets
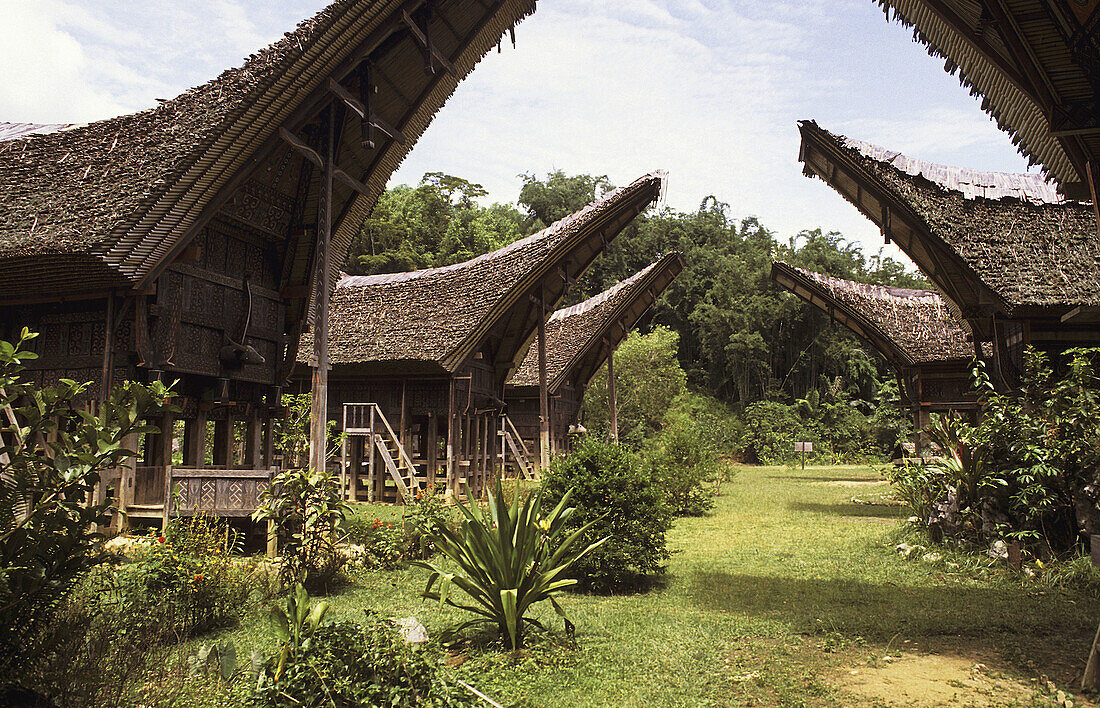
543,438,671,592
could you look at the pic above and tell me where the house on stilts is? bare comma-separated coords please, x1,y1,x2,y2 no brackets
770,262,982,450
504,252,684,463
0,0,537,529
297,174,664,503
797,121,1100,391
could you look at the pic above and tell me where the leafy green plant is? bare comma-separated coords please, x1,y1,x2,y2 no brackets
253,467,351,592
643,411,718,516
341,516,404,570
543,437,671,592
267,583,330,681
403,481,452,558
252,614,475,708
414,477,606,651
113,528,252,639
0,327,175,679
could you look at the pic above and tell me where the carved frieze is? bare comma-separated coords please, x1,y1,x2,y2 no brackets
220,179,293,236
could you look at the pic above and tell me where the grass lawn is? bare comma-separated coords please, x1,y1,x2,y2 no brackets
207,464,1100,706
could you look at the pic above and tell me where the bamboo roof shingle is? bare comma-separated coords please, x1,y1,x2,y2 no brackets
301,173,664,375
509,252,684,391
798,121,1100,316
872,0,1100,192
0,0,537,299
771,262,973,368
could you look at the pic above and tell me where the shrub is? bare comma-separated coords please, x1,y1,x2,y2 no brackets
341,516,403,570
884,459,948,525
402,481,453,559
0,328,175,681
113,526,252,639
253,467,351,593
740,400,801,464
543,438,671,592
252,585,474,708
643,412,718,516
415,477,605,650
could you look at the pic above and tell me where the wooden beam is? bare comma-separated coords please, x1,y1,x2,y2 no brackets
1087,160,1100,238
326,77,407,145
607,344,618,444
279,127,323,169
401,8,458,75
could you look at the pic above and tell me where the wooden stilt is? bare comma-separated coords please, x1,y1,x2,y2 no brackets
537,289,551,469
213,418,233,466
246,407,262,468
607,347,619,444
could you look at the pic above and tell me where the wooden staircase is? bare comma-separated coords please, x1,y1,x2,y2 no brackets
499,415,535,480
342,403,421,503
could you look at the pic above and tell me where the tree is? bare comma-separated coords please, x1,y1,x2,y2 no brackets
517,170,612,229
582,327,687,446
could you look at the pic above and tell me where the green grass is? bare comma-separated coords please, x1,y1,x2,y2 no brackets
196,464,1099,706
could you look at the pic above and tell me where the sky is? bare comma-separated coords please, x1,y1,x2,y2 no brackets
0,0,1039,266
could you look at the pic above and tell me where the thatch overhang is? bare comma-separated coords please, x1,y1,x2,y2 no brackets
508,252,685,393
797,120,1100,339
872,0,1100,203
0,0,538,301
300,173,664,388
771,261,973,371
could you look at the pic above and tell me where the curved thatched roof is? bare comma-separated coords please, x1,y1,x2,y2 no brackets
872,0,1100,191
509,252,684,392
302,173,664,376
0,0,537,299
798,121,1100,319
771,262,973,368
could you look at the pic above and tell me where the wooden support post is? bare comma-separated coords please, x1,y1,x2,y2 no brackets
183,412,207,466
118,433,138,532
446,380,455,496
607,347,619,444
310,103,338,476
427,412,437,486
537,289,551,469
246,407,262,468
1083,619,1100,691
263,416,275,468
213,418,233,467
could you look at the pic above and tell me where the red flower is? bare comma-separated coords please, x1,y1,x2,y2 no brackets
386,522,393,528
158,535,166,544
194,573,204,582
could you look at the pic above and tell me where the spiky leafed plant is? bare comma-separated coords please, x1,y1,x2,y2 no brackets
414,479,606,651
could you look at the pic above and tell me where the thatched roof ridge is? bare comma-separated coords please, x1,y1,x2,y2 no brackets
771,262,973,366
303,173,664,373
871,0,1096,187
0,0,537,296
799,121,1100,311
508,252,684,390
0,122,79,142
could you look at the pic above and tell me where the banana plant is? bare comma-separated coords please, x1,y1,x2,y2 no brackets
414,478,607,651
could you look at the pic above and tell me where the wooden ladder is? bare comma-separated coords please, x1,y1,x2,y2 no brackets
360,403,421,502
500,415,535,480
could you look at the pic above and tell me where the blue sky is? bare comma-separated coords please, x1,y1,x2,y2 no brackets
0,0,1036,265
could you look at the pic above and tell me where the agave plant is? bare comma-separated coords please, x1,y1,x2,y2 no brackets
414,478,606,650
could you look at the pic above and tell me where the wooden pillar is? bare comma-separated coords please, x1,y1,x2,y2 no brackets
445,380,455,495
183,412,207,467
537,289,551,469
607,346,619,444
426,412,437,486
213,418,233,467
309,103,336,476
246,407,262,468
117,432,138,531
263,416,275,468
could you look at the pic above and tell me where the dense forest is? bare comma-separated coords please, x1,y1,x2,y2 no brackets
345,171,928,461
